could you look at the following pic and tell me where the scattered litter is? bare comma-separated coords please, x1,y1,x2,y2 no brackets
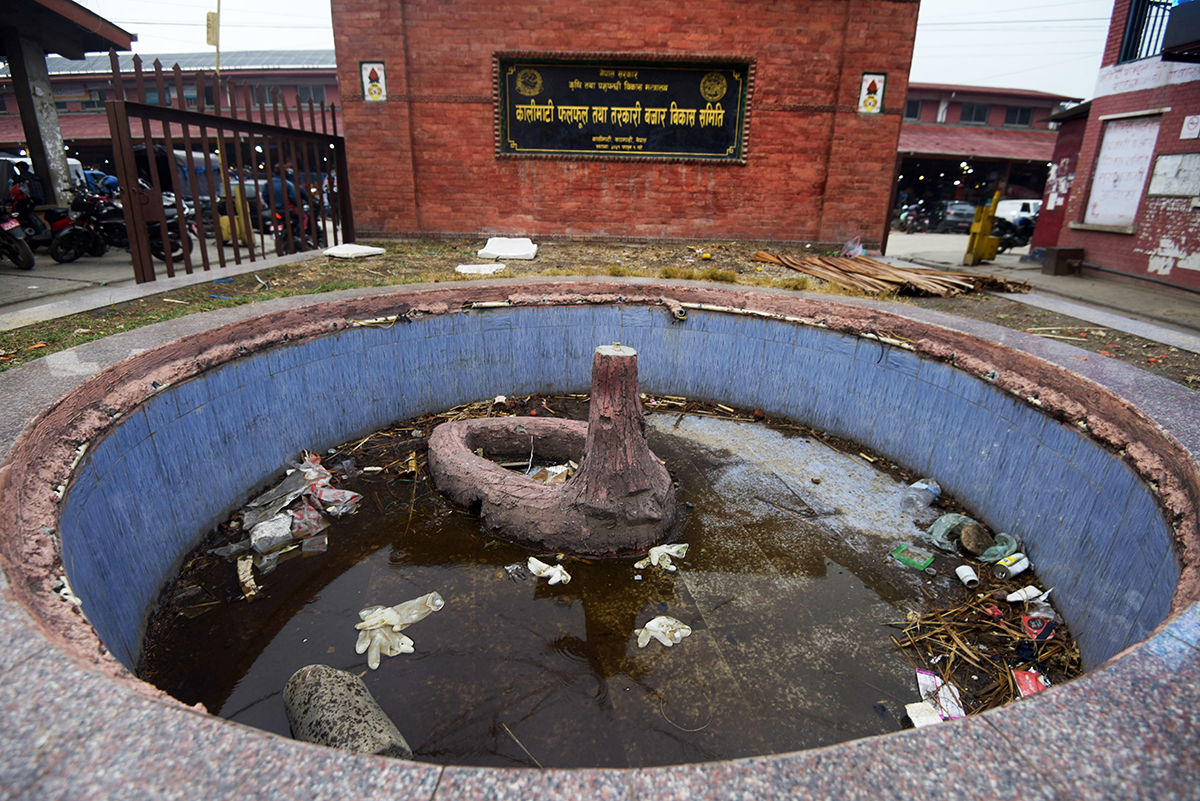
634,543,689,573
1006,585,1047,603
162,298,188,304
960,522,995,556
978,532,1020,563
528,462,576,484
1013,669,1050,697
210,294,234,300
209,538,251,558
954,565,980,589
916,668,965,721
634,615,692,648
1022,616,1056,641
301,534,329,553
52,574,83,608
477,237,537,260
905,700,944,728
236,555,261,601
992,553,1030,580
250,513,295,553
324,243,386,259
839,236,864,259
900,478,940,513
528,556,571,585
355,592,444,670
212,277,234,283
924,513,976,552
455,263,507,275
891,543,935,570
504,562,531,582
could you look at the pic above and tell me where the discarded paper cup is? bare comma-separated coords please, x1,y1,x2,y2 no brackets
992,553,1030,580
955,565,980,589
1006,585,1043,603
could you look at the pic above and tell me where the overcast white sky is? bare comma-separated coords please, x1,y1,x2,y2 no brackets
77,0,1116,101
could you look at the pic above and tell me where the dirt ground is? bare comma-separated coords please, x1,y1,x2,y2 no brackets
3,238,1198,390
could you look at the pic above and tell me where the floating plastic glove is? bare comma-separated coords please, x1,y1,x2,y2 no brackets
354,592,444,670
528,557,571,585
978,532,1019,563
356,627,414,670
634,543,688,573
634,615,692,648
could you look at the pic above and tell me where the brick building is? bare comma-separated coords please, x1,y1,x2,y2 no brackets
0,51,342,176
896,84,1080,210
1046,0,1200,291
330,0,920,247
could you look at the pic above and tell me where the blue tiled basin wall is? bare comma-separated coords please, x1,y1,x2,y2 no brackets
59,303,1179,673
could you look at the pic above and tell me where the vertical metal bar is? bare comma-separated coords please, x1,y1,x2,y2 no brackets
308,97,317,133
195,72,229,270
245,83,269,256
173,64,211,272
319,99,328,135
108,49,125,101
227,82,255,261
213,75,242,265
154,60,194,274
329,103,341,243
281,138,299,251
262,133,280,255
133,56,175,277
334,138,354,243
258,84,268,125
294,138,316,251
272,86,281,127
106,98,154,282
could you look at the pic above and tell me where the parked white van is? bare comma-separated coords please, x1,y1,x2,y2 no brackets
994,199,1041,223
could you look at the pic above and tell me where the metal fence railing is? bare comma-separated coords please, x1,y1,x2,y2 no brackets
104,51,354,283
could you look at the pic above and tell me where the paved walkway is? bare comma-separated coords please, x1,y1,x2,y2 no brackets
5,231,1200,355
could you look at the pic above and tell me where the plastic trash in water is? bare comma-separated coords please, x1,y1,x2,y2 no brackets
891,543,935,570
955,565,980,588
250,513,294,553
355,592,445,670
900,479,941,513
905,700,944,728
634,615,692,648
528,556,571,585
1006,585,1049,603
634,543,689,573
504,562,531,582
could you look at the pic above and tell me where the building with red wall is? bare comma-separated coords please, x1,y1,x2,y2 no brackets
330,0,920,248
897,84,1079,211
1051,0,1200,291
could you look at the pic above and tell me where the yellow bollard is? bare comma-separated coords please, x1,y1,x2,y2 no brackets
963,190,1001,266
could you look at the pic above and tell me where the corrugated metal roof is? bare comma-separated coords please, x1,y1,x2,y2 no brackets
0,51,336,78
907,83,1083,103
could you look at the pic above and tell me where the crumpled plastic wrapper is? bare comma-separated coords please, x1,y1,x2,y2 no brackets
528,557,571,585
355,592,444,670
634,543,688,573
634,615,692,648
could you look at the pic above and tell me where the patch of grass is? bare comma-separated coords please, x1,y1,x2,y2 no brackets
773,276,811,292
657,266,698,281
606,265,638,277
696,266,737,283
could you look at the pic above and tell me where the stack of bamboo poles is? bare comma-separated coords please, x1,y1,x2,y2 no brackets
887,591,1081,714
753,252,1030,297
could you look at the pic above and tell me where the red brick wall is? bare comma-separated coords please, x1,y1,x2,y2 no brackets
331,0,919,247
1058,73,1200,290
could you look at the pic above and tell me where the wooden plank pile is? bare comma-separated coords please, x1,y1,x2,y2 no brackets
752,252,1030,297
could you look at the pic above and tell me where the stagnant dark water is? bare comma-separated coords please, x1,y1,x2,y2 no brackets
142,416,953,768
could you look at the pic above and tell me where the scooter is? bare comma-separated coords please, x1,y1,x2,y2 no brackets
49,188,194,264
0,201,35,270
8,182,74,251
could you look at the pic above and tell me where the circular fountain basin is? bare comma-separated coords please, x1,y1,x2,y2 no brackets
1,278,1197,798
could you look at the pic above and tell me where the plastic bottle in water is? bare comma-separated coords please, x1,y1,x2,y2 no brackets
900,479,941,513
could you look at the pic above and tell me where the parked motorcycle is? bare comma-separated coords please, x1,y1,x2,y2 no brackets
993,213,1038,254
0,201,35,269
266,201,326,255
49,189,194,264
9,182,74,251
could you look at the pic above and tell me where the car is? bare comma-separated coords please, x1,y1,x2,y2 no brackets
936,202,976,233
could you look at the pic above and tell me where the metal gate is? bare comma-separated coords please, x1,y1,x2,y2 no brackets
104,51,354,283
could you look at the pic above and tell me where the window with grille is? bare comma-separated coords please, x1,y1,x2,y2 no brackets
1120,0,1176,62
904,100,922,120
296,85,326,106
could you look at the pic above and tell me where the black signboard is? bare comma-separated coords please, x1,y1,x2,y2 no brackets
497,56,750,161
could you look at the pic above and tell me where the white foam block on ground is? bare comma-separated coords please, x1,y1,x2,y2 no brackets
456,264,507,275
324,244,387,259
477,237,537,260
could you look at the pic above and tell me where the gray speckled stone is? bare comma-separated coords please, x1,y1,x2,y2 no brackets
284,664,413,759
